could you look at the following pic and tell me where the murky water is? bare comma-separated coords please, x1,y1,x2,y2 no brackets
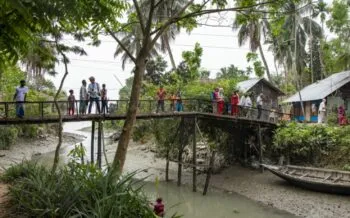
35,123,297,218
143,182,297,218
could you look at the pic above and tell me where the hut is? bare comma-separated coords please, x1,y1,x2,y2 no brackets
283,71,350,122
237,78,285,109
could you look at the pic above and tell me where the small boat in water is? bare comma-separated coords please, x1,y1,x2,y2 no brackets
261,164,350,195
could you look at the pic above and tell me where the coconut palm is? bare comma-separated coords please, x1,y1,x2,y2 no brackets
114,24,161,70
233,11,273,82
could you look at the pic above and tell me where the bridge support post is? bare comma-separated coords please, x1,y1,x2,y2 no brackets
258,124,264,173
177,118,184,187
91,121,95,164
192,117,197,192
97,121,102,169
203,150,216,195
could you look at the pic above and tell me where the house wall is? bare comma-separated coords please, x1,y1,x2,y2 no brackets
248,81,280,109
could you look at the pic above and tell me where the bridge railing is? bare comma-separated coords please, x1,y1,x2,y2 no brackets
0,99,293,123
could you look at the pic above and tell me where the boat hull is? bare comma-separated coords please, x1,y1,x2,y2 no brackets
262,165,350,195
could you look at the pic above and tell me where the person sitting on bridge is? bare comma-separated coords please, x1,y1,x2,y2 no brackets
88,76,101,114
13,80,28,118
101,84,109,114
231,90,239,116
68,89,76,115
156,85,166,113
79,80,88,115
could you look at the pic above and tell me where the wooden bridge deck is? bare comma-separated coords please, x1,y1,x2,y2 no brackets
0,112,276,127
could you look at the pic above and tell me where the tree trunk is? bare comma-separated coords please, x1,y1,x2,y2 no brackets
165,37,176,70
51,56,69,173
111,52,147,172
258,44,272,83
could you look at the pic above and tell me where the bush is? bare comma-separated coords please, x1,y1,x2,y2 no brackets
0,126,18,149
273,122,350,166
4,146,157,218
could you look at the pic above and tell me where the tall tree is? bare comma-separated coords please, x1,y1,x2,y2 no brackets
233,2,272,82
105,0,286,172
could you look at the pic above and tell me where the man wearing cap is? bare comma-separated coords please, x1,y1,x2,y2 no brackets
88,76,101,114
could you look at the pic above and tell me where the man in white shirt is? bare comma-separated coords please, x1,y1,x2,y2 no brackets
88,76,101,114
256,93,263,119
13,80,28,118
245,94,252,118
318,98,327,124
79,80,88,114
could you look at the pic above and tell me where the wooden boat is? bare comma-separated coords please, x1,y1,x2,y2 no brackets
261,164,350,195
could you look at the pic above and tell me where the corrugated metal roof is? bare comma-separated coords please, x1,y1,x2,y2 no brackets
237,78,261,93
237,78,284,95
283,71,350,103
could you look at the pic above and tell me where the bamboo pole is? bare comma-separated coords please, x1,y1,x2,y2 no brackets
192,117,197,192
177,118,184,186
258,124,264,173
203,150,216,195
91,121,95,164
97,120,102,169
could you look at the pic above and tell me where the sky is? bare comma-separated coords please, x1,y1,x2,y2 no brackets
50,0,333,99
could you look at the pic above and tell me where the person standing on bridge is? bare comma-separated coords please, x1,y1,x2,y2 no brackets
101,84,109,114
68,89,76,115
156,85,166,113
256,93,264,119
175,90,183,112
217,88,225,114
13,80,28,118
231,90,239,116
88,76,101,114
245,93,253,118
211,88,218,113
79,80,88,115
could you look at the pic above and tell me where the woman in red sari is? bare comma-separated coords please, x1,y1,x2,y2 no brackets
217,88,225,114
231,91,239,116
338,105,348,125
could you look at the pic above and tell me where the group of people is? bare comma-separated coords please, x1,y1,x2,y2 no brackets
210,88,266,119
317,98,348,125
68,76,109,115
156,86,183,113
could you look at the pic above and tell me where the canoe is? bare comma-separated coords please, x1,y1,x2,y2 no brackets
261,164,350,195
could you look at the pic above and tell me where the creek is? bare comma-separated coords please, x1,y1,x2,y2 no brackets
34,122,297,218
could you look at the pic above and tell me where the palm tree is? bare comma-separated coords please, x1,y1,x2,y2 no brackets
144,0,188,70
233,11,273,82
114,24,161,70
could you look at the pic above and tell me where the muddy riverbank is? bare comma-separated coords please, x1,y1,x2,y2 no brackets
109,142,350,218
0,132,84,173
1,122,349,218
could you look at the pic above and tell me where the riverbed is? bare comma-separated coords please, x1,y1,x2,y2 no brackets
2,122,350,218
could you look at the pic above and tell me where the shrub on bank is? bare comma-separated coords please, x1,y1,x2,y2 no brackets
3,148,157,217
273,122,350,168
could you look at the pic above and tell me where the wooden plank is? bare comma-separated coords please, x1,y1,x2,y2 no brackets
322,174,332,182
203,150,216,195
91,121,95,164
192,117,197,192
299,173,309,178
258,124,264,173
177,118,184,187
333,175,343,183
97,121,102,169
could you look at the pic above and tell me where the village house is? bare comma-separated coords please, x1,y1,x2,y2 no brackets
283,71,350,122
237,78,285,109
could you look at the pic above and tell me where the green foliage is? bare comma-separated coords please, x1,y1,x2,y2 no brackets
177,43,203,84
246,52,265,77
0,127,18,150
216,64,250,80
0,161,46,183
273,122,350,166
4,146,157,218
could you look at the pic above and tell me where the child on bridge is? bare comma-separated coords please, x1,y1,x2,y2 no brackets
68,89,76,115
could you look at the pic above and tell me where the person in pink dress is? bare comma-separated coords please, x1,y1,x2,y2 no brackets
231,91,240,116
